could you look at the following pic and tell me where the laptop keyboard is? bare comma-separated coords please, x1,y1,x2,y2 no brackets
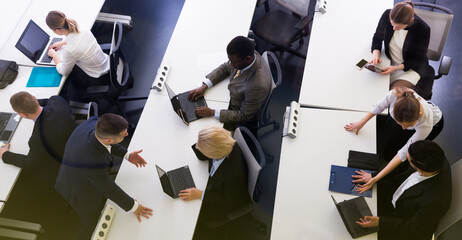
344,201,368,234
169,170,189,193
0,113,11,133
177,92,206,122
40,37,63,63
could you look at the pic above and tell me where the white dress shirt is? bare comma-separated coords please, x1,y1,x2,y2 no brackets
56,28,109,78
392,171,437,207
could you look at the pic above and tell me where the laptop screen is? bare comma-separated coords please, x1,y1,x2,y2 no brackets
15,20,50,62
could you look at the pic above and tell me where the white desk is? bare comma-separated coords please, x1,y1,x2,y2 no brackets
0,0,105,66
271,108,377,240
0,66,64,201
158,0,257,103
0,0,33,52
106,92,228,240
298,0,392,112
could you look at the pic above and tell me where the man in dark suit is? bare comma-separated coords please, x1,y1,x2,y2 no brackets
179,126,252,240
188,36,272,130
55,113,153,239
0,91,75,194
357,140,452,240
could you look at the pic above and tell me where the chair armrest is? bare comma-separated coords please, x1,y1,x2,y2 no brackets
0,217,42,232
437,56,452,78
295,15,313,31
87,85,110,94
256,0,269,12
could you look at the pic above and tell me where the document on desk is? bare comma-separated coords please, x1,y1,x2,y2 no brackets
329,165,373,198
26,67,61,87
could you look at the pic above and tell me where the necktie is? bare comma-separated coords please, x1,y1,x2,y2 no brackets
233,70,241,79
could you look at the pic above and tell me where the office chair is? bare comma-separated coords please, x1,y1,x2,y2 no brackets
434,158,462,240
85,22,146,116
0,217,43,240
204,127,266,230
252,0,312,59
69,101,98,125
413,2,453,100
256,51,282,134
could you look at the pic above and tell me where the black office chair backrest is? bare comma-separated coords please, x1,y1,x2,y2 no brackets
234,127,266,202
414,2,453,61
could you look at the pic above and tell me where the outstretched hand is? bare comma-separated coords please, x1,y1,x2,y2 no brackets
356,216,379,228
0,143,10,158
133,203,153,222
128,150,147,167
344,121,364,135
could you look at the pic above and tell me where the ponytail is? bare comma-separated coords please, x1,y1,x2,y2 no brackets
393,87,420,123
46,10,79,33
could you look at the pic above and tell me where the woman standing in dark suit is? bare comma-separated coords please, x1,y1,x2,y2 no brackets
371,1,433,98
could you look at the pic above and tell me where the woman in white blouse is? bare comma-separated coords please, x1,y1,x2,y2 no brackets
46,10,109,88
344,87,444,193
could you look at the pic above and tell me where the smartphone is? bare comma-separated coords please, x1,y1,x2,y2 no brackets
365,64,383,73
356,59,368,69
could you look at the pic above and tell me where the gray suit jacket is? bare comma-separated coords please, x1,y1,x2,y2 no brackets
206,52,272,125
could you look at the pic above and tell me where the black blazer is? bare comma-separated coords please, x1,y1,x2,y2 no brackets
372,9,430,77
379,159,452,240
2,96,75,186
55,117,134,221
192,144,251,222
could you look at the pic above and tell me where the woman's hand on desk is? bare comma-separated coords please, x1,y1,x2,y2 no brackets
380,65,399,75
344,121,365,135
179,188,203,201
133,203,153,222
0,143,10,158
128,150,147,167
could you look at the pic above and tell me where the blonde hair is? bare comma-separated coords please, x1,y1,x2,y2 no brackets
46,10,79,33
196,126,235,159
390,1,415,26
10,91,40,114
393,87,421,123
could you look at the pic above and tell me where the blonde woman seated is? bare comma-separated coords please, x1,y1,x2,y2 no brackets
344,87,443,193
179,126,252,240
46,10,109,89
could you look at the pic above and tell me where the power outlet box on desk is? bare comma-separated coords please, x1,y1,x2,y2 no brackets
152,62,171,91
91,204,116,240
316,0,328,13
283,101,300,138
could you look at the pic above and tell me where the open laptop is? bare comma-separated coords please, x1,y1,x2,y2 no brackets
15,20,63,65
0,112,21,147
155,164,195,199
331,195,378,238
165,83,207,125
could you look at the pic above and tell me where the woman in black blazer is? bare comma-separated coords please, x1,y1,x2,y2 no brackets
371,1,433,98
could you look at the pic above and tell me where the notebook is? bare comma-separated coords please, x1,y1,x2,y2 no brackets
0,112,21,147
26,67,62,87
155,165,196,199
165,83,207,125
15,20,63,65
331,195,378,238
329,165,373,198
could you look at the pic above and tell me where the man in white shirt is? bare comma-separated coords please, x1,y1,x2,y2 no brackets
356,140,452,240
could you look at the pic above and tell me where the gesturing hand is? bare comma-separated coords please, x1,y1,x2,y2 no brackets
179,188,203,201
128,149,147,167
355,178,376,194
133,203,153,222
0,143,11,158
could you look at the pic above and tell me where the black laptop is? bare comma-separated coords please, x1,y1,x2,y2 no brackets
331,195,378,238
155,164,196,199
0,112,21,146
15,20,63,65
165,83,207,125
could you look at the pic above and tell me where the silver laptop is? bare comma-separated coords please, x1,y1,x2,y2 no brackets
15,20,63,65
0,112,21,147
